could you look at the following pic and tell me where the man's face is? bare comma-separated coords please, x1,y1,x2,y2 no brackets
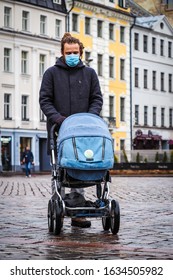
63,43,80,57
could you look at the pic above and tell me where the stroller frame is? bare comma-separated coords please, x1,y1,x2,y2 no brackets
47,122,120,235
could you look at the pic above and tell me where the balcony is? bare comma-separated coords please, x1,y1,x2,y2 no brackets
102,116,116,129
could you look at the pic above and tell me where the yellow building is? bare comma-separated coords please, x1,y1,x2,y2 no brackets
67,0,133,152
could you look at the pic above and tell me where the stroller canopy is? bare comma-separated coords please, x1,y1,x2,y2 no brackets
57,113,112,147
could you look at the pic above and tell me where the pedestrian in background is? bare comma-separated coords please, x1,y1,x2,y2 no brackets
21,146,34,178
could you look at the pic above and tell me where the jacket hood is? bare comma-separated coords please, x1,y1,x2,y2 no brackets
55,56,85,69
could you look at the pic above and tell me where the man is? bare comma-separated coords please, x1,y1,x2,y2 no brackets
21,146,34,178
39,33,103,228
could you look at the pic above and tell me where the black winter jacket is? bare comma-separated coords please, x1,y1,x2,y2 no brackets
39,57,103,152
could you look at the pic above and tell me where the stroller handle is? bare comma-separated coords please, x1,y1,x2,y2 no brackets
50,123,58,150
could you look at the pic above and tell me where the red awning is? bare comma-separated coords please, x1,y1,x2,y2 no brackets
168,140,173,145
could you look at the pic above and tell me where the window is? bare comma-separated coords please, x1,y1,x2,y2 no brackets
143,35,148,52
161,108,165,127
109,23,114,40
21,51,28,74
4,94,12,120
109,96,114,117
118,0,127,8
167,0,173,10
53,0,61,4
72,14,78,32
40,109,46,122
144,69,148,89
39,54,46,77
97,54,103,76
144,106,148,126
120,97,125,122
168,41,172,58
153,107,157,126
169,108,173,127
160,39,164,56
134,67,139,87
152,37,156,54
4,6,12,28
152,71,156,90
169,74,172,93
97,20,103,38
161,72,165,91
135,105,139,125
120,59,125,80
85,51,92,66
134,33,139,50
21,96,29,121
40,15,47,35
55,19,61,38
4,48,11,72
85,17,91,35
120,26,125,43
22,11,29,31
120,139,125,150
109,57,114,78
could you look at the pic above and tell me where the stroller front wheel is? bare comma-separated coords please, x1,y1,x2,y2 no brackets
102,216,111,231
48,199,54,232
53,200,64,235
110,200,120,235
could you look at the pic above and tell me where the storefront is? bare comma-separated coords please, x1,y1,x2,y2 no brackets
133,129,162,150
0,128,50,172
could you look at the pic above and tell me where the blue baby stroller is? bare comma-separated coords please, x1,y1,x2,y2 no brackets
47,113,120,235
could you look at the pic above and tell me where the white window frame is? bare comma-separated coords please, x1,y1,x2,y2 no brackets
4,48,11,72
21,95,29,121
22,10,30,31
21,51,28,74
4,93,12,120
4,6,12,28
55,19,61,39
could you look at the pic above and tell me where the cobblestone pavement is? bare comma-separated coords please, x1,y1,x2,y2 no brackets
0,175,172,260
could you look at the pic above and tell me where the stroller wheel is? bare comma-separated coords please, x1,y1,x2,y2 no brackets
48,199,54,232
53,200,63,235
110,200,120,235
102,216,111,231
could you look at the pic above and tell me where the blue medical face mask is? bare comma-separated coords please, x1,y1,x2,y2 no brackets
65,54,79,67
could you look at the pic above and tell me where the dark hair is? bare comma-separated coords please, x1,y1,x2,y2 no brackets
61,32,84,56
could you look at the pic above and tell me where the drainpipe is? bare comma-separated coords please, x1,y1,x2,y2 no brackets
129,16,136,150
66,0,75,32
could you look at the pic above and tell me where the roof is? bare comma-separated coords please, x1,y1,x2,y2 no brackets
126,0,152,16
14,0,67,13
135,15,165,28
135,14,173,34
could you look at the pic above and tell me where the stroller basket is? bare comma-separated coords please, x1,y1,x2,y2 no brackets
57,113,114,181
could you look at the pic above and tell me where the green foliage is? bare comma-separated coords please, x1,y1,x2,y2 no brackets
114,154,118,163
155,152,159,162
136,152,140,163
123,148,129,163
170,151,173,163
162,151,168,163
144,157,148,163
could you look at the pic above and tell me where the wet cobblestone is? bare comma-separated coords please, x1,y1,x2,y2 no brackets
0,175,172,260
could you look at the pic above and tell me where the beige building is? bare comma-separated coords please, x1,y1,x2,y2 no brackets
132,0,173,26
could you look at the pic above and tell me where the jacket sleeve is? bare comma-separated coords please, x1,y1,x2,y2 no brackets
88,69,103,115
39,68,64,124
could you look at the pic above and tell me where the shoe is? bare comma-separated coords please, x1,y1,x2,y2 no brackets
71,218,91,228
29,175,31,178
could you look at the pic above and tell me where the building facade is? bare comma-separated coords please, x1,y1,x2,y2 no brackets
0,0,67,172
66,0,134,152
132,0,173,27
132,15,173,150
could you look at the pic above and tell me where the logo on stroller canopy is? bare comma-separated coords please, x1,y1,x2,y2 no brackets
84,149,94,160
